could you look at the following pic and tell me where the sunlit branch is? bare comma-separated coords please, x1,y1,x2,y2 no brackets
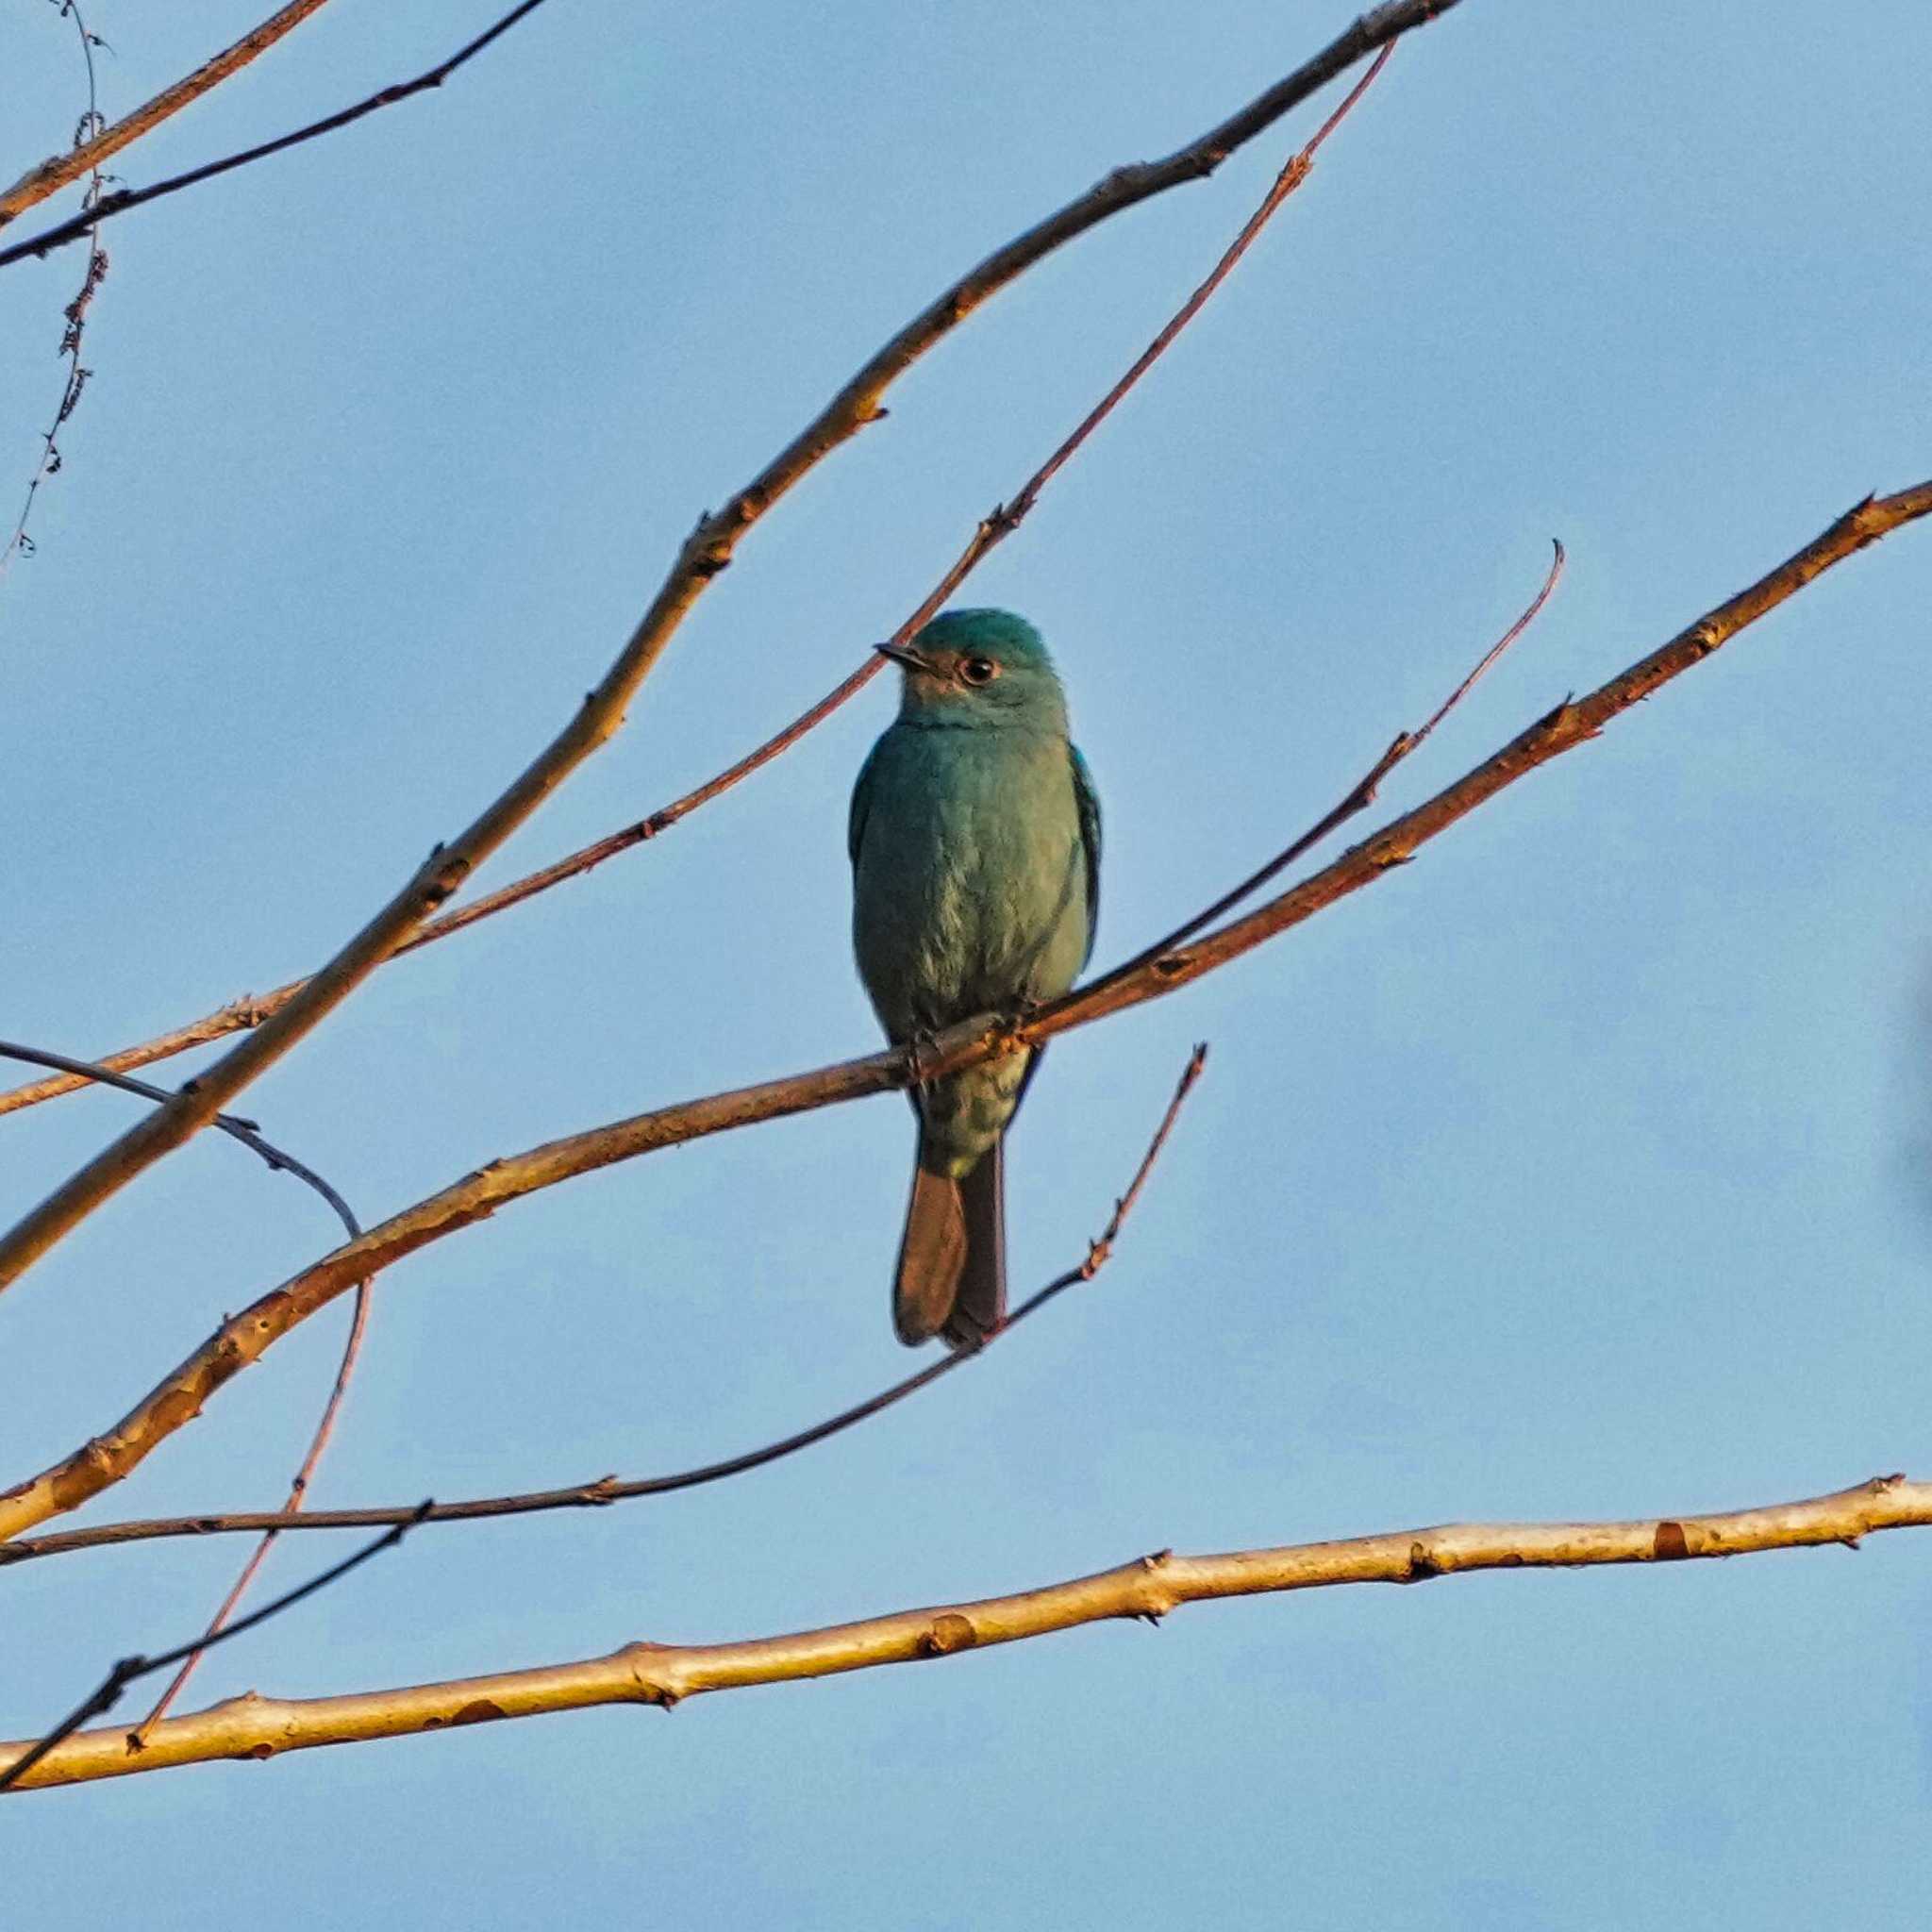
4,1475,1920,1791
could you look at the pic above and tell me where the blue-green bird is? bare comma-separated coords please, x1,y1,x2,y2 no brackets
849,609,1100,1349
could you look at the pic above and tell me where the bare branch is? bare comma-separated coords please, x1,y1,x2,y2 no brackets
0,29,1410,1120
0,1049,1208,1567
1,481,1922,1545
0,0,1457,1298
0,1504,426,1794
0,0,338,232
3,1474,1921,1791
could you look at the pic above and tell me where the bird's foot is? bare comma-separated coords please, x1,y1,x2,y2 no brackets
902,1024,942,1091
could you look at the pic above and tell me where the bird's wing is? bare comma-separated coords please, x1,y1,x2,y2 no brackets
1070,741,1102,966
848,736,884,869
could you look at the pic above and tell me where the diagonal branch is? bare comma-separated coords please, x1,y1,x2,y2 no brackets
0,0,338,231
0,1048,1208,1568
1,480,1923,1545
0,0,557,272
0,23,1413,1122
3,1474,1924,1791
0,0,1461,1299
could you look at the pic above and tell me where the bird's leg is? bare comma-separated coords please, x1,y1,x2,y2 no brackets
902,1024,942,1093
1001,991,1047,1045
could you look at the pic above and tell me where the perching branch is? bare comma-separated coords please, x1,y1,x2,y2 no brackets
4,1474,1923,1791
0,1048,1207,1568
0,1505,426,1793
0,0,1460,1299
0,0,557,273
0,0,338,232
0,27,1408,1122
3,479,1923,1546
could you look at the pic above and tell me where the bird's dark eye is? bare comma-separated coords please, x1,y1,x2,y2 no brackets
959,655,999,687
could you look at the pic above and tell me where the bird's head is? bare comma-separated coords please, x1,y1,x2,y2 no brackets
876,609,1069,733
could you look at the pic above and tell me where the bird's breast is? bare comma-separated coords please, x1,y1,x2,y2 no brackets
853,724,1089,1040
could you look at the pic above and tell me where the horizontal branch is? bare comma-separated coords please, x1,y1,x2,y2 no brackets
0,478,1924,1546
0,0,336,230
0,0,1459,1298
4,1473,1923,1790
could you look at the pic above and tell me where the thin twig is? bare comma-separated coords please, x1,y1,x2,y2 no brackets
0,1041,355,1234
0,35,1405,1117
0,1503,427,1793
0,1,109,585
4,1474,1925,1790
1097,537,1563,989
0,1050,1207,1565
1,478,1918,1548
0,1041,377,1726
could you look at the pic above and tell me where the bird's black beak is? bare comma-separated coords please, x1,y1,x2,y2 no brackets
875,641,934,675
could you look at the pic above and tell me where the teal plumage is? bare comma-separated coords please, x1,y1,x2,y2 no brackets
849,609,1100,1347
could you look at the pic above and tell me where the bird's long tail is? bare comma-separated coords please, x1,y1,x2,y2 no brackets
891,1137,1006,1350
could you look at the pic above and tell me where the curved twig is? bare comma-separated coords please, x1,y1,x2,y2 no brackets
3,1474,1923,1790
0,0,1460,1297
0,0,108,585
0,478,1920,1547
0,1048,1207,1567
0,1041,355,1237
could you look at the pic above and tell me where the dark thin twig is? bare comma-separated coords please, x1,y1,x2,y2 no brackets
0,1050,1207,1564
1,0,109,582
0,1504,428,1792
0,35,1400,1115
0,1041,357,1238
0,0,554,272
0,1039,375,1730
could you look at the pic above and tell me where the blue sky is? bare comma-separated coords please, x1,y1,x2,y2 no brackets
2,2,1930,1924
